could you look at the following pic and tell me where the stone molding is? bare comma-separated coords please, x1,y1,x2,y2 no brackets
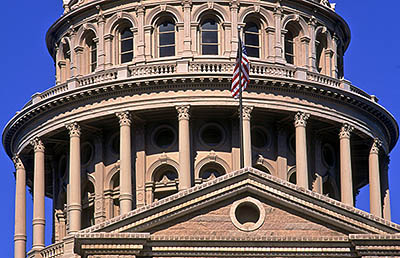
30,137,45,153
294,111,310,128
339,123,354,139
80,168,400,236
241,105,253,120
12,155,24,170
116,111,132,127
370,138,382,155
66,122,81,137
176,105,190,120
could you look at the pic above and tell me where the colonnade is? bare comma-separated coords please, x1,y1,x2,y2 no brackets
12,108,391,258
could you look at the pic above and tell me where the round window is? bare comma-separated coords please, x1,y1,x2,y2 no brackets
200,123,225,147
152,125,176,150
230,197,265,232
289,134,296,154
322,144,335,168
81,143,93,166
251,127,269,149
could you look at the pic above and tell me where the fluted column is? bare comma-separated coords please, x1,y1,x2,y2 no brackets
13,155,26,258
369,138,382,218
242,106,253,167
116,111,133,214
66,122,82,233
339,124,354,206
176,105,191,190
30,138,45,251
294,112,310,189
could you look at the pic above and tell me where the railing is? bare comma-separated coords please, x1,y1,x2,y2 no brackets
27,60,374,107
40,83,69,100
129,62,176,77
251,62,295,78
190,61,234,73
39,242,64,258
77,70,118,86
307,71,341,88
350,85,372,99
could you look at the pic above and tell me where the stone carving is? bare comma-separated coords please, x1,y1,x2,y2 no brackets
241,106,253,120
12,155,24,170
30,137,45,152
339,123,354,139
370,138,382,155
176,105,190,120
116,111,132,127
294,112,310,127
66,122,81,137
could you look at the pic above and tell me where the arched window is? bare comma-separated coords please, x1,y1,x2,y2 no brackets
200,19,218,55
316,33,328,74
284,30,295,64
158,21,175,57
244,22,260,58
199,162,225,181
81,180,95,229
120,26,134,63
152,164,179,201
84,31,97,73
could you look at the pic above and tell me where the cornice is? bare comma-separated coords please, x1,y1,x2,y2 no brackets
2,71,398,158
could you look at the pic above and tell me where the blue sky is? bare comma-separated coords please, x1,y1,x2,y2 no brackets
0,0,399,256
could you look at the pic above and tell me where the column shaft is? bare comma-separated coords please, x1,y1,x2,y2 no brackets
13,156,26,258
339,124,354,206
66,122,82,233
176,105,191,190
117,112,133,214
30,138,45,250
242,106,253,167
382,155,391,221
294,112,310,189
369,139,382,217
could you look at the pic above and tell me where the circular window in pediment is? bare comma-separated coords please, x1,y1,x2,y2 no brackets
230,197,265,232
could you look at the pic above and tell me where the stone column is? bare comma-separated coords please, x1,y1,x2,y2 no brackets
381,155,391,221
104,34,114,69
116,111,133,214
136,4,146,62
369,138,382,217
273,4,284,63
230,1,239,58
294,112,310,189
339,124,354,206
96,11,106,71
74,46,84,76
176,105,191,190
242,106,253,167
66,122,82,233
332,34,339,78
182,0,192,56
308,16,317,72
13,155,26,258
30,138,45,251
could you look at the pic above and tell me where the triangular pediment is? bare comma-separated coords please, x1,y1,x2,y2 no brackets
80,168,400,236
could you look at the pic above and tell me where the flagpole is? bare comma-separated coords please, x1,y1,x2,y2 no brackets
238,26,244,169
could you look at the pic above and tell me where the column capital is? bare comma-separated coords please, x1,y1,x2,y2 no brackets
176,105,190,120
12,154,24,170
370,138,382,155
30,138,45,153
241,106,253,120
294,112,310,128
66,122,81,137
116,111,132,126
339,123,354,139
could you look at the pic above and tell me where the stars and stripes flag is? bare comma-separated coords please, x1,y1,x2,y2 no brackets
231,39,250,98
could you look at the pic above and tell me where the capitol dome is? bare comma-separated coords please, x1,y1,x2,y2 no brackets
4,0,400,257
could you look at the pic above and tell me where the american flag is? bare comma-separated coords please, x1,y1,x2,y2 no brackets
231,40,250,98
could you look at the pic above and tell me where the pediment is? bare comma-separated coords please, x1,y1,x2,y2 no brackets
81,168,400,236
